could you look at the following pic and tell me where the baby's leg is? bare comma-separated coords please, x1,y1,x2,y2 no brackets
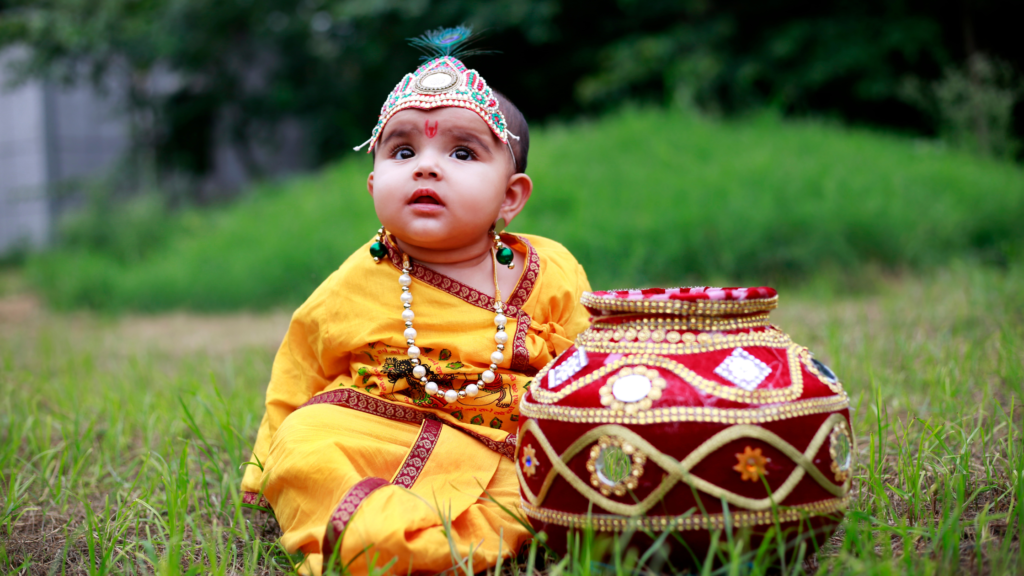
333,424,528,575
261,404,416,574
260,403,530,576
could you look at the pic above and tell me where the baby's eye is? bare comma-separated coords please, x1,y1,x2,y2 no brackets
393,147,415,160
450,148,475,161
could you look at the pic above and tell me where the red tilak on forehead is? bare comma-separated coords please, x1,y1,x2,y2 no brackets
425,120,438,138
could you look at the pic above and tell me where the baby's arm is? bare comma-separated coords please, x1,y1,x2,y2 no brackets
532,246,593,361
561,261,593,343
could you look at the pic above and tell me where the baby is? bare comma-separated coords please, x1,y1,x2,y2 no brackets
241,28,591,575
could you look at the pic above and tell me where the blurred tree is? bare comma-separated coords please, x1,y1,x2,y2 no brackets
575,4,949,127
902,53,1022,159
0,0,1021,199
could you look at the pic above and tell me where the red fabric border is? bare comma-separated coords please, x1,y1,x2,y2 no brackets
510,308,532,373
382,233,540,369
241,491,270,509
322,476,390,565
392,419,443,488
303,387,426,423
467,429,517,461
300,388,516,460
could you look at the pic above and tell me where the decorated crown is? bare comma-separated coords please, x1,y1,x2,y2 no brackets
355,26,513,154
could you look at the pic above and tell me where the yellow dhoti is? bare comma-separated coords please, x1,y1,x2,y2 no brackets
261,400,530,575
241,234,593,575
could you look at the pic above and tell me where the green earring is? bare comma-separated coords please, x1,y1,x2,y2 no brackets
370,227,388,262
493,225,514,269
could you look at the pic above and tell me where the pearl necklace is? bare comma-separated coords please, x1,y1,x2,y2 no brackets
398,247,508,404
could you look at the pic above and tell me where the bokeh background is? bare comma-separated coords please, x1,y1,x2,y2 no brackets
1,0,1023,310
2,3,1024,576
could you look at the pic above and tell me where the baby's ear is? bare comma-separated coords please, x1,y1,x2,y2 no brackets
500,173,533,226
367,172,375,197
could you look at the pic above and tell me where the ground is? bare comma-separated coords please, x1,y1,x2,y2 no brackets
1,263,1022,575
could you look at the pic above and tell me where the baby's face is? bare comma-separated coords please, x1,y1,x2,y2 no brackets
368,107,517,252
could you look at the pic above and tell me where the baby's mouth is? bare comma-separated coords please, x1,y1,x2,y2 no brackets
409,188,445,206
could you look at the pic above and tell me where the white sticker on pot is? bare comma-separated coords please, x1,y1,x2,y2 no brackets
714,348,771,391
547,348,589,389
611,374,653,403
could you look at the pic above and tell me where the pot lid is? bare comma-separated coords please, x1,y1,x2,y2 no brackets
582,287,778,317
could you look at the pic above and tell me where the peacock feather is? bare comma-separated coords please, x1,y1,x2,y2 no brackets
407,25,493,61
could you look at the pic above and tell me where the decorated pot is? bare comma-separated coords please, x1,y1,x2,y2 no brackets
516,287,852,562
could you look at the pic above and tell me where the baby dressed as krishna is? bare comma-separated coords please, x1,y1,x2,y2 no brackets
240,28,591,575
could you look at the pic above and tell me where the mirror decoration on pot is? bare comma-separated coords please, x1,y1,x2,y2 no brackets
515,286,855,561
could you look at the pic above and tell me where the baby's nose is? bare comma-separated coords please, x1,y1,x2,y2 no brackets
414,157,441,178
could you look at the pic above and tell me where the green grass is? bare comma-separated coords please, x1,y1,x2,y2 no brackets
27,108,1024,311
2,261,1022,574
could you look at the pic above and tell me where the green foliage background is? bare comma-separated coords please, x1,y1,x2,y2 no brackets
2,0,1023,188
5,0,1024,310
29,109,1024,311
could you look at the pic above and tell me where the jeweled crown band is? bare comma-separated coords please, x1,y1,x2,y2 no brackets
355,55,512,155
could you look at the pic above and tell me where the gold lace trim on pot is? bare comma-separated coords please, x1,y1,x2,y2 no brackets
573,328,793,356
515,414,853,516
520,391,849,425
521,496,849,532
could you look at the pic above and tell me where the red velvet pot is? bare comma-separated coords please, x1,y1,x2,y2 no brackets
516,287,853,563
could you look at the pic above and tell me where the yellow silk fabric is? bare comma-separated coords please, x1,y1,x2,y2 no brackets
241,234,591,575
265,405,525,575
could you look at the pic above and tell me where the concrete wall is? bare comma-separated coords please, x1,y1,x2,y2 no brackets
0,49,309,256
0,48,128,254
47,78,128,188
0,53,51,253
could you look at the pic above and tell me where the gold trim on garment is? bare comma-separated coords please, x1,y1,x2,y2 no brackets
531,346,805,405
520,496,849,532
515,415,852,516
